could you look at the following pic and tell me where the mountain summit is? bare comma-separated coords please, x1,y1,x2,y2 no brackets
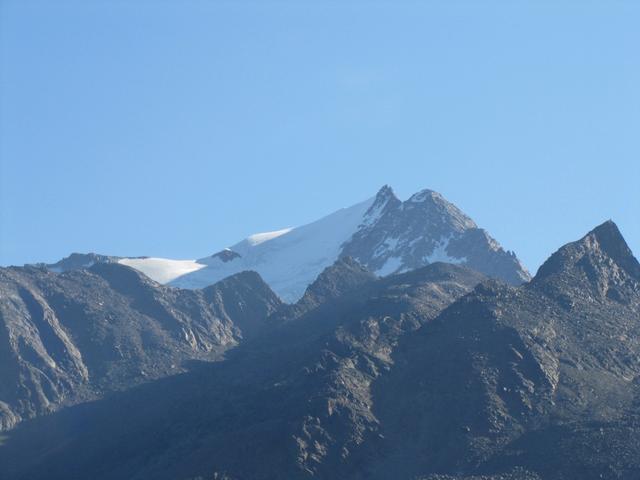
536,220,640,281
50,186,530,301
532,220,640,304
341,186,528,284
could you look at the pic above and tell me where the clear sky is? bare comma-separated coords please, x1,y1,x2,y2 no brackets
1,1,639,274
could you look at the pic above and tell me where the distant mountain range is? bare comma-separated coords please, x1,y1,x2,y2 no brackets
45,186,530,301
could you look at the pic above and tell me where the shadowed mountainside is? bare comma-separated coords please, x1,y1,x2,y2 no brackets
0,263,281,430
1,222,639,480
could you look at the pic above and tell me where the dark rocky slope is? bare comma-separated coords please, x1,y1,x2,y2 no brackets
367,221,640,479
1,221,639,480
0,263,282,430
0,260,485,480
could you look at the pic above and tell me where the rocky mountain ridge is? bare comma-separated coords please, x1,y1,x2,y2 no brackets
1,221,638,480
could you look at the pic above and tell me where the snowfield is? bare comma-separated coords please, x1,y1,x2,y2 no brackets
244,228,293,246
170,196,376,301
117,258,206,284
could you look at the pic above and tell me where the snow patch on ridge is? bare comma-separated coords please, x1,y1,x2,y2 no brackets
408,189,434,203
361,200,387,227
245,228,293,246
425,238,465,265
117,258,206,284
376,256,403,276
373,237,399,259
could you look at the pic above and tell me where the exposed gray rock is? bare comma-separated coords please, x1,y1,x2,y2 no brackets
208,249,242,263
1,222,638,480
39,252,120,272
366,221,640,479
0,263,281,430
341,186,530,285
0,261,486,479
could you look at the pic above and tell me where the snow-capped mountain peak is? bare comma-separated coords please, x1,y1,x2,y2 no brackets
45,186,530,302
341,187,528,284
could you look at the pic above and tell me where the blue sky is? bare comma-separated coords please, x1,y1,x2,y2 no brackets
1,1,639,274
